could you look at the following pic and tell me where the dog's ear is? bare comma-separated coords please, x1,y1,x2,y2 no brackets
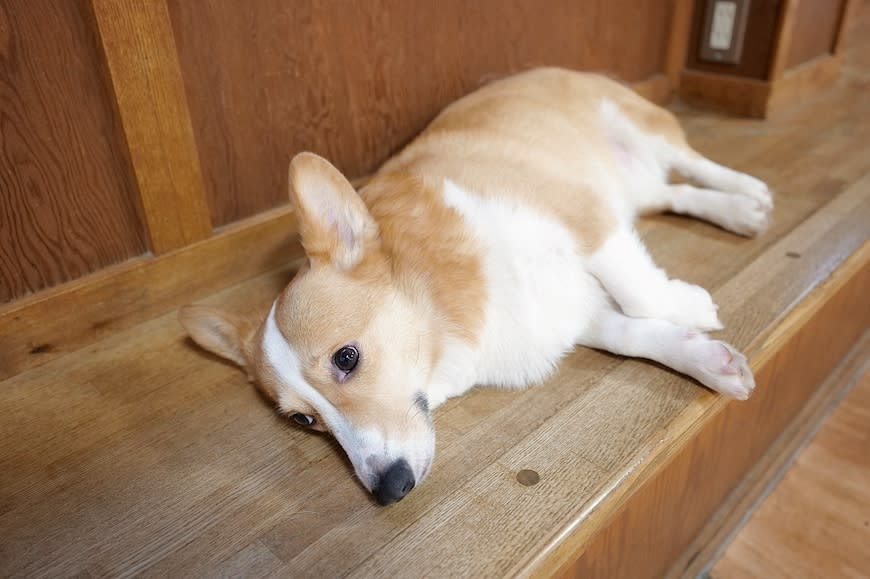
288,152,379,270
178,305,256,368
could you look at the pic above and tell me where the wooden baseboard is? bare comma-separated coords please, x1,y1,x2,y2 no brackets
678,70,771,118
0,207,302,380
556,242,870,578
669,330,870,579
679,54,842,118
632,74,673,105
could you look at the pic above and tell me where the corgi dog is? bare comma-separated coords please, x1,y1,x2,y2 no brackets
179,68,772,506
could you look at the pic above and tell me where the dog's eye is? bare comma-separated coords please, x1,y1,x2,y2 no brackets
332,345,359,373
291,413,315,427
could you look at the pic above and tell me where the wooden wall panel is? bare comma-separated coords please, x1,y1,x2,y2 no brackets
786,0,846,68
686,0,782,80
168,0,673,227
0,1,147,303
0,0,147,304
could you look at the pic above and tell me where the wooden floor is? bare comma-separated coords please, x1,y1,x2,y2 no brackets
2,8,870,578
712,367,870,578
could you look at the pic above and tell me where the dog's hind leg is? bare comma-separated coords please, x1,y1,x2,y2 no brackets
658,141,774,236
577,305,754,399
586,227,722,330
667,145,773,209
600,99,773,230
657,183,771,237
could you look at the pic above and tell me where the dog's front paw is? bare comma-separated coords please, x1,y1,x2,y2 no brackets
664,280,723,331
695,340,756,400
723,194,772,238
734,174,773,211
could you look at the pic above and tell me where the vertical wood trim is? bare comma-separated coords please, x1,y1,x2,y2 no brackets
768,0,801,80
833,0,858,56
89,0,212,254
665,0,694,89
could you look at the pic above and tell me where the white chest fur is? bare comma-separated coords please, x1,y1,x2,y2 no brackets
436,180,606,397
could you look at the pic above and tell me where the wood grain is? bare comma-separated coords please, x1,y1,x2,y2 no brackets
167,0,673,227
2,56,870,575
1,5,870,576
89,0,212,254
673,331,870,579
0,0,146,303
712,366,870,578
0,208,302,380
0,74,668,382
786,0,846,69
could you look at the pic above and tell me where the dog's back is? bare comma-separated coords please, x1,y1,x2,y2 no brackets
375,68,687,254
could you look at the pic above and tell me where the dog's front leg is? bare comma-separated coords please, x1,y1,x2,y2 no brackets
586,228,723,331
577,306,755,399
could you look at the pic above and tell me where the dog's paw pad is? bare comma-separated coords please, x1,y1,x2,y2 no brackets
702,341,755,400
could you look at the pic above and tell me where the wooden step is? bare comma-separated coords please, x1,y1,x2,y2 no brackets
1,145,868,579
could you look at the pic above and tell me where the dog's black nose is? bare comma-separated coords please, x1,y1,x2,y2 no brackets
373,459,415,505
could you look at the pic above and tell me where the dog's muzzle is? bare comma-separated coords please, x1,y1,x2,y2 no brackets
373,459,415,505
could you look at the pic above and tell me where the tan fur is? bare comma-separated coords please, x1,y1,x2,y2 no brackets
361,172,486,344
258,170,486,435
377,68,686,254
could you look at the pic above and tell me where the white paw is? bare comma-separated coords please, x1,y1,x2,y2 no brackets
723,194,772,237
688,338,756,400
663,280,723,331
732,173,773,211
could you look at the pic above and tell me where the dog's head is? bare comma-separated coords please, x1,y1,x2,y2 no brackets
180,153,437,505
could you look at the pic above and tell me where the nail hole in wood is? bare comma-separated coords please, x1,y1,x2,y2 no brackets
516,469,540,486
